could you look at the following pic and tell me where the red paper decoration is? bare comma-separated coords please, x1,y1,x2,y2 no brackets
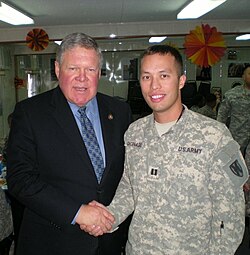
26,28,49,51
184,24,226,67
14,76,26,89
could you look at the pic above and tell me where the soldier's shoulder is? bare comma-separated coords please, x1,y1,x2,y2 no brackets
130,114,151,128
187,109,229,134
224,85,243,97
125,114,151,137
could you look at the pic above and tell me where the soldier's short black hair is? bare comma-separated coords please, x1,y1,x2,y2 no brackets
141,44,184,77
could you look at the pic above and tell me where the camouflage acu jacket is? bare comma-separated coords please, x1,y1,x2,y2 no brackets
109,107,248,255
217,85,250,150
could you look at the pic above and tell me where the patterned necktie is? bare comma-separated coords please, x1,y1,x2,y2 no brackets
78,107,104,183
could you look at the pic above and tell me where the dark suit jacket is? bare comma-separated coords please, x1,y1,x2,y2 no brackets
6,86,132,255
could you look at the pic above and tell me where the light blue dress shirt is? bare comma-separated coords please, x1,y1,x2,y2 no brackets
68,97,106,224
68,97,106,167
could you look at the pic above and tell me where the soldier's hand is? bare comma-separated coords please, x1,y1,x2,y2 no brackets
76,204,114,233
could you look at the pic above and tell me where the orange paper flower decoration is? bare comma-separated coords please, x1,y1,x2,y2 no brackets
26,28,49,51
184,24,226,67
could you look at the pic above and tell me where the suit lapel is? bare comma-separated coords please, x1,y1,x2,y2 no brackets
49,87,93,169
49,89,116,182
97,94,114,179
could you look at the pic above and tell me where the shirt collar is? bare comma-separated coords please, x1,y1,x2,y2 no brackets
68,96,98,118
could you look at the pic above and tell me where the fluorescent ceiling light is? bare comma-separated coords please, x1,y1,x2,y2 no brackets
149,36,167,43
109,34,116,38
177,0,227,19
236,34,250,40
0,2,34,25
54,41,62,45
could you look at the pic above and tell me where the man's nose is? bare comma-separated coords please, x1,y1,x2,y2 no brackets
76,69,87,81
151,77,160,90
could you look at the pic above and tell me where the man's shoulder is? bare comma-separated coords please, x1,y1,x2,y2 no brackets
225,85,243,97
130,114,151,128
186,109,227,133
17,87,57,107
125,115,152,138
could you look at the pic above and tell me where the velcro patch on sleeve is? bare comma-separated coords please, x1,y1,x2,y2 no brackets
216,140,249,187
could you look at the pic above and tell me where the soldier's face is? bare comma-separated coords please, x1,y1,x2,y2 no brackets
140,53,186,122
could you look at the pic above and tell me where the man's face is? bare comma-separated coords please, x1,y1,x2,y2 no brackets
243,67,250,87
140,53,186,122
55,46,101,107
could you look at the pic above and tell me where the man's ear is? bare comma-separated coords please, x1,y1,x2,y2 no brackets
55,61,60,79
179,74,186,90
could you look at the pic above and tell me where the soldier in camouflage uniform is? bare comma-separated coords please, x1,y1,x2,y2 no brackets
217,65,250,156
0,188,13,252
197,93,217,119
84,45,248,254
245,143,250,216
217,65,250,211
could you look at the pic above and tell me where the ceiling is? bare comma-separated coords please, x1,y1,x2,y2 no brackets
1,0,249,29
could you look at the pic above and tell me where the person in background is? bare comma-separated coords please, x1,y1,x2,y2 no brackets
245,145,250,216
213,89,222,114
2,113,13,166
217,65,250,193
189,93,205,112
0,188,13,255
2,112,24,255
231,81,242,89
83,45,248,254
6,32,132,255
197,93,217,119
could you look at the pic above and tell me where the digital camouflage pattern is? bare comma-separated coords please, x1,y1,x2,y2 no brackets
244,143,250,216
108,107,248,255
217,85,250,215
245,143,250,185
217,85,250,151
0,189,13,241
197,105,217,120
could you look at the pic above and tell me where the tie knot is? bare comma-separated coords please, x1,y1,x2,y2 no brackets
78,106,87,116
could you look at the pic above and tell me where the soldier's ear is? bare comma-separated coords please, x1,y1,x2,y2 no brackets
179,74,186,90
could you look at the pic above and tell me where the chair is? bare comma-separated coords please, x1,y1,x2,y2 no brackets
198,81,211,98
127,80,150,115
181,80,197,108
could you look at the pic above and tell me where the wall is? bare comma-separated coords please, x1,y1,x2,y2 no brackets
0,19,249,42
0,28,250,146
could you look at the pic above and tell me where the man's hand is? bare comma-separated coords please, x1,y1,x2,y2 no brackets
76,203,114,235
80,223,106,236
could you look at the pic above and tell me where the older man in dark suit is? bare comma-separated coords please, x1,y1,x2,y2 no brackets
6,33,132,255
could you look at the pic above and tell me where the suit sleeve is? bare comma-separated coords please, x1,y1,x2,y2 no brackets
208,134,248,254
6,102,80,226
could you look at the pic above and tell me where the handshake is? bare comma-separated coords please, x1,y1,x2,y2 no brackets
75,201,115,236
